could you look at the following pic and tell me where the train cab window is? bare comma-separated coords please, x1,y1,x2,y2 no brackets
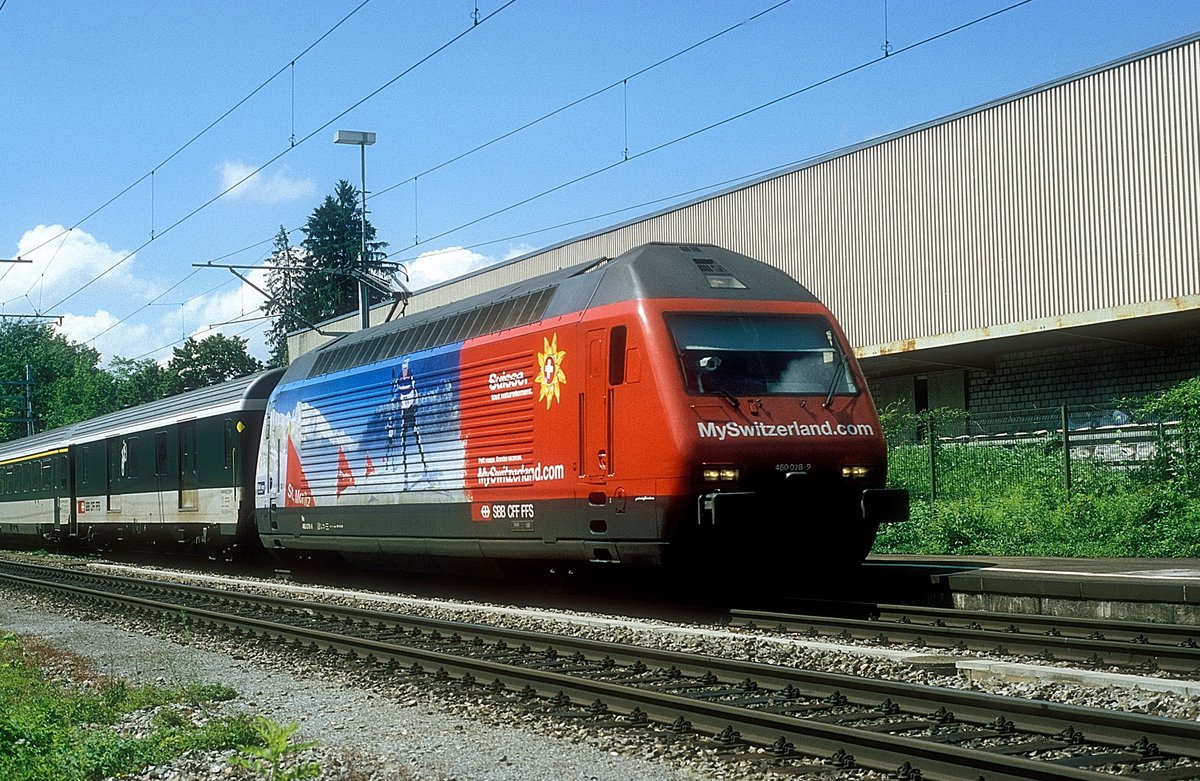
667,314,859,397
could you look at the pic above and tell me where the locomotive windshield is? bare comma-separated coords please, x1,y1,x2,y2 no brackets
668,314,859,397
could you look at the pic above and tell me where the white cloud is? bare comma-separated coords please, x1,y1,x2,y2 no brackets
219,160,315,204
57,310,157,362
403,246,502,291
2,224,274,366
54,268,271,366
2,225,142,312
502,243,536,261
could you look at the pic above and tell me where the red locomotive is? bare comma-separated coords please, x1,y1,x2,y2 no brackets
255,242,908,575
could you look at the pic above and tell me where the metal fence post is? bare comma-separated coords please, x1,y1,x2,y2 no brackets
927,416,938,505
1062,405,1072,498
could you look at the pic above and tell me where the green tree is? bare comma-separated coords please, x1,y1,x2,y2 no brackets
261,182,389,367
109,356,171,409
0,320,114,441
263,226,304,368
296,179,388,323
165,334,264,394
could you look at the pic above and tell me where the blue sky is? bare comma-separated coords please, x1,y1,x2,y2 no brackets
2,1,1198,364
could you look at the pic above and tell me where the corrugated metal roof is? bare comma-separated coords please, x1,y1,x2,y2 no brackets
0,369,284,461
291,33,1200,370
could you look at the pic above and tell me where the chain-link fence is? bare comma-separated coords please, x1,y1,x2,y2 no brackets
884,405,1197,507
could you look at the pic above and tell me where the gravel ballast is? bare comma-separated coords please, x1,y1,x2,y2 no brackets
3,557,1200,780
0,594,703,781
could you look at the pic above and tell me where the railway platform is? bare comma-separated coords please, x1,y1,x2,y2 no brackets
862,555,1200,623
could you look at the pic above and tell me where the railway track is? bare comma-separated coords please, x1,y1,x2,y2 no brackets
729,602,1200,677
3,559,1200,781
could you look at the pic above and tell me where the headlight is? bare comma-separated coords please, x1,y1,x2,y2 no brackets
842,465,871,479
701,466,740,482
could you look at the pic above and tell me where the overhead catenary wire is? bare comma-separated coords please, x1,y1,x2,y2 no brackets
9,0,376,273
77,0,795,347
31,0,1036,363
373,0,793,202
388,0,1037,254
42,1,518,315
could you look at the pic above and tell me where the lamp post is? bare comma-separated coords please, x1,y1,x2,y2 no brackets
334,129,376,330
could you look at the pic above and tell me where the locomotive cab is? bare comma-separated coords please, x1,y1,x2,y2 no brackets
651,299,908,572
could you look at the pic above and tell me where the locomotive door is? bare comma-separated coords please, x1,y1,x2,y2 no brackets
265,414,279,527
581,328,613,484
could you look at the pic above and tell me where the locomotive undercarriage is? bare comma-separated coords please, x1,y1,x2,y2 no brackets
679,481,908,575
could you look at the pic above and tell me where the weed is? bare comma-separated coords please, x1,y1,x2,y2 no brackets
0,632,255,781
231,716,322,781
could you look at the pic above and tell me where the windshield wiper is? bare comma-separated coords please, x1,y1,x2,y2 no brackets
715,385,740,409
823,352,849,408
699,374,740,409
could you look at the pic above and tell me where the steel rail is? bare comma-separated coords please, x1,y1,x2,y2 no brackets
3,561,1199,780
730,605,1200,675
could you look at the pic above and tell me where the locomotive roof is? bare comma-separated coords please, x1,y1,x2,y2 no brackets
290,242,820,381
0,368,284,462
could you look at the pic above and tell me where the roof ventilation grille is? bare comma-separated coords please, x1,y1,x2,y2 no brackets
692,257,747,290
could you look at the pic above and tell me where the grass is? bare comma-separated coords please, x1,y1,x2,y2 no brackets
875,439,1200,558
874,377,1200,558
0,631,262,781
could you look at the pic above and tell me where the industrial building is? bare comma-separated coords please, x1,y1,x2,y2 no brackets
291,32,1200,416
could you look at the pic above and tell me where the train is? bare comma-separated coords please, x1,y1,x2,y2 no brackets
0,242,908,577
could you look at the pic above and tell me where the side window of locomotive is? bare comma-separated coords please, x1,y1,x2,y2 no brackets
667,314,859,397
608,326,627,386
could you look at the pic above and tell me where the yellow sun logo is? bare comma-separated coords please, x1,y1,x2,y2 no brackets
536,333,567,409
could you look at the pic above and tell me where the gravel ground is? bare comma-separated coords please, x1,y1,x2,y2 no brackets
3,557,1200,781
1,593,710,781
